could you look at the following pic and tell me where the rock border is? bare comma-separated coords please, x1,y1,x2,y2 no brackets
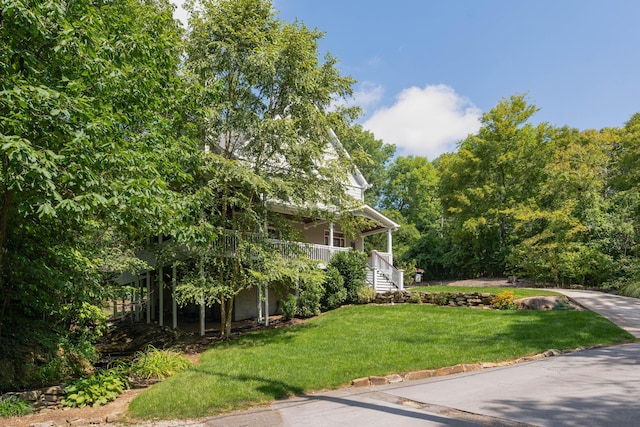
350,346,600,388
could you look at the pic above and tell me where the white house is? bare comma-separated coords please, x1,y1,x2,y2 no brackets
114,129,402,334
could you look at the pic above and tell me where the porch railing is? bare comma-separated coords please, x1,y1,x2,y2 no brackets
212,230,352,263
268,239,351,263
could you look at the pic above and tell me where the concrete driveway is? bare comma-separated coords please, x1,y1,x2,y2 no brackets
200,290,640,427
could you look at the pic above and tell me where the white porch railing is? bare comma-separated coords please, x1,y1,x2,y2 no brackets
369,250,404,290
211,230,352,263
268,239,351,263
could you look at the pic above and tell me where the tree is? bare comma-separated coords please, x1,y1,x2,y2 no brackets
437,94,547,276
181,0,357,338
0,0,189,388
508,127,614,285
379,155,439,232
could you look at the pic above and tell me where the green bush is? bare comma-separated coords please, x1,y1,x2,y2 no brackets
356,286,377,304
409,293,422,304
434,293,449,305
0,396,33,417
129,346,192,380
281,295,297,320
296,280,324,318
329,251,367,304
281,280,325,320
321,266,346,310
61,369,130,408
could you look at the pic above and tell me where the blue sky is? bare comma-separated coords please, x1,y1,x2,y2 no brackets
174,0,640,160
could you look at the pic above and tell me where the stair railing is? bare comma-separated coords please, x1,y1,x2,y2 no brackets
369,251,404,290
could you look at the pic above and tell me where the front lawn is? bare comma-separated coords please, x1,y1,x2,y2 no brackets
128,304,632,420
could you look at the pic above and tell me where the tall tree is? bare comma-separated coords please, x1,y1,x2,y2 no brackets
0,0,188,386
438,94,548,276
508,127,615,285
182,0,356,338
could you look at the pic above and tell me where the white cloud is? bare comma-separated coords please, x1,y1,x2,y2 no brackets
351,82,384,112
363,84,481,160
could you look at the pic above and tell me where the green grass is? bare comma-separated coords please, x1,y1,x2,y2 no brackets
409,286,561,298
128,304,633,420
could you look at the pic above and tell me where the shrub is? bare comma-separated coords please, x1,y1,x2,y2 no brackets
296,280,324,318
0,396,33,417
356,286,377,304
281,280,325,320
329,251,367,304
321,266,346,310
434,293,449,306
491,290,517,310
281,295,297,320
128,346,192,380
61,369,130,408
409,293,422,304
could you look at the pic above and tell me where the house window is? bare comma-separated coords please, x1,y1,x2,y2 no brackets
324,231,346,247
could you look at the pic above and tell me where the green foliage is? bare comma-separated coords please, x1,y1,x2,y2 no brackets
356,286,377,304
296,281,325,318
409,293,422,304
61,369,130,408
0,0,191,387
128,346,193,380
281,295,297,320
0,396,33,417
321,266,346,310
329,251,367,304
280,264,326,319
179,0,357,337
434,293,449,306
491,291,517,310
380,156,440,231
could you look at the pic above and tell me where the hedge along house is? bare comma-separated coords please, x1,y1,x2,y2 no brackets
114,129,402,335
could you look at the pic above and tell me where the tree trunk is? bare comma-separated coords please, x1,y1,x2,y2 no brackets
0,188,13,338
220,294,234,339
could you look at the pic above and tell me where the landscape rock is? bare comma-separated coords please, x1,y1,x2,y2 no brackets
369,376,388,386
385,374,403,384
351,377,370,387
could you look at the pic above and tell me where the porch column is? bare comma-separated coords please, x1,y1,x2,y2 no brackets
135,275,141,321
158,268,164,327
329,222,334,247
387,229,393,255
199,295,205,336
172,266,177,329
265,283,269,326
257,283,263,324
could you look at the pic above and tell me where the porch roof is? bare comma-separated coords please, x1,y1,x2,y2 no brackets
269,202,399,236
351,204,400,236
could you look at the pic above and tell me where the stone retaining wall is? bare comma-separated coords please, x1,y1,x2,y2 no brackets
374,290,494,307
1,385,65,412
